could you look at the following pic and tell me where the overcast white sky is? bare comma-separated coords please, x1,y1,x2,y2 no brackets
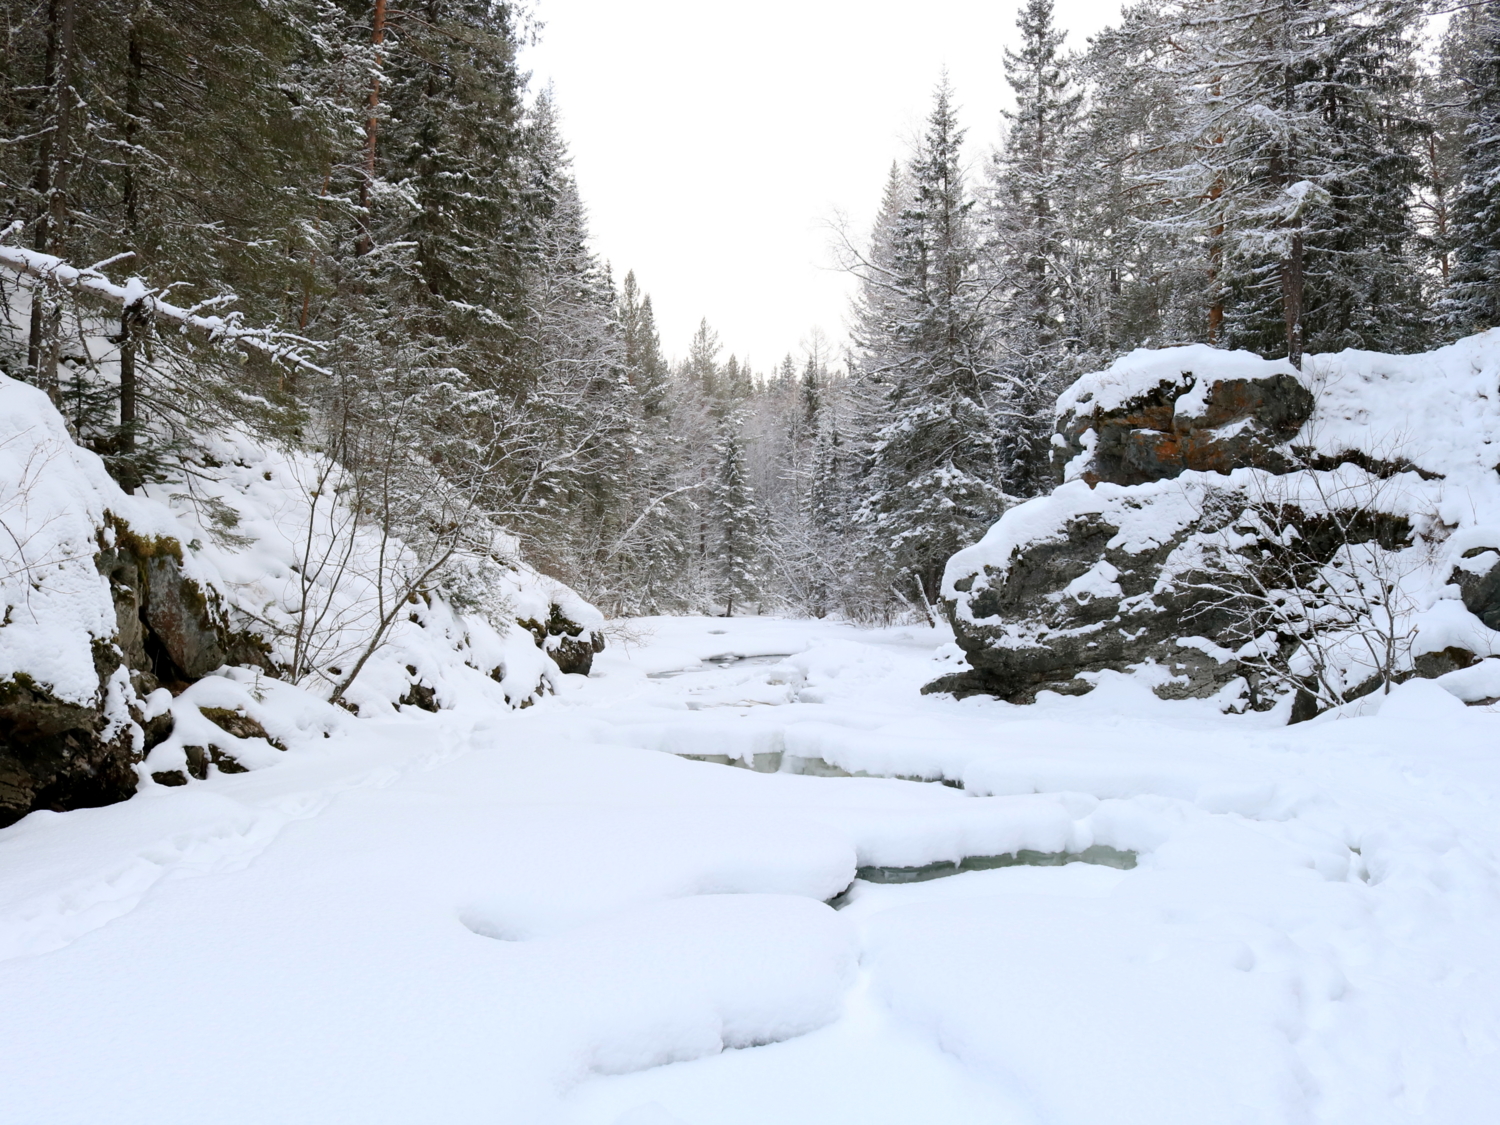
524,0,1127,369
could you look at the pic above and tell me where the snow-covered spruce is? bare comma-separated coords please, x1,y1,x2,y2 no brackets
934,337,1500,714
0,375,602,826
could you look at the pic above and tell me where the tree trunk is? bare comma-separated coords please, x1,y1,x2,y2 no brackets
356,0,388,256
1283,227,1304,370
119,10,144,466
26,0,70,387
1207,172,1225,346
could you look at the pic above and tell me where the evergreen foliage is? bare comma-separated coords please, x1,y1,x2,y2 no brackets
1441,1,1500,333
851,80,1010,607
986,0,1085,495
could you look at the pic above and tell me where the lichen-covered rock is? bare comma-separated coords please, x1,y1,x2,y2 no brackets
1053,345,1313,487
932,470,1430,708
1,521,278,825
96,517,275,685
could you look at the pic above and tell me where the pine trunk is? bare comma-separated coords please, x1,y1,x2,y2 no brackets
356,0,388,256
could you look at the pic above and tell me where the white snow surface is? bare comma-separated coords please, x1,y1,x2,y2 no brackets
2,614,1499,1124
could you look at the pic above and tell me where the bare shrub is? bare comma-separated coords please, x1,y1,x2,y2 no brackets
1187,464,1430,714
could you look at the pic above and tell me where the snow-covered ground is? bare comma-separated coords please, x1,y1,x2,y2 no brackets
3,614,1499,1124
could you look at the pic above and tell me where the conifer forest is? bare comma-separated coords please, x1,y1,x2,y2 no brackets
5,0,1498,621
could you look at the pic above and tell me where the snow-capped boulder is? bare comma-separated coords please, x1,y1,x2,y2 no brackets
1052,344,1314,487
935,336,1500,713
931,475,1251,704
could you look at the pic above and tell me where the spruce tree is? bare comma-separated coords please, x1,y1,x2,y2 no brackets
1441,1,1500,333
852,79,1009,607
1158,0,1428,364
1076,0,1207,353
986,0,1084,495
619,271,670,416
709,418,762,615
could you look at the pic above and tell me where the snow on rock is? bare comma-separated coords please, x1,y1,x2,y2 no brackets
941,334,1500,713
0,373,604,825
1054,343,1313,486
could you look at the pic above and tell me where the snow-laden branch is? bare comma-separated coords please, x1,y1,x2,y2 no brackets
0,235,331,377
601,481,711,562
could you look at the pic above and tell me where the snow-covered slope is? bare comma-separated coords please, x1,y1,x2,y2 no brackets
0,373,603,824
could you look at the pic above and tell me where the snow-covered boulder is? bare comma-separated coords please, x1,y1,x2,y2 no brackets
0,374,604,824
935,335,1500,713
1052,344,1314,486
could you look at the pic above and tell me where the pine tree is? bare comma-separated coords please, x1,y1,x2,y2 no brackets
852,79,1009,608
1441,1,1500,333
986,0,1084,494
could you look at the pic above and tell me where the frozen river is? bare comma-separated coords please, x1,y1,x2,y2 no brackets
2,615,1498,1124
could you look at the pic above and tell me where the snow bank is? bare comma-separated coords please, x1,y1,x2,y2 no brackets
0,376,157,704
0,371,604,815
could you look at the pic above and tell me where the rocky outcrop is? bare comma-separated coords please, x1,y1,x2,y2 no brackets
932,486,1238,703
935,340,1500,715
0,664,140,827
97,517,275,685
1053,354,1313,487
521,602,606,676
1452,548,1500,633
1,370,610,825
150,706,283,786
1,519,273,827
930,473,1420,707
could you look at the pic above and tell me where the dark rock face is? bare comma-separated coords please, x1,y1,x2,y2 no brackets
933,471,1425,709
929,491,1248,704
1453,549,1500,632
1,518,271,827
199,706,283,749
398,681,439,712
522,603,605,676
0,666,140,828
1054,369,1314,487
97,520,274,685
